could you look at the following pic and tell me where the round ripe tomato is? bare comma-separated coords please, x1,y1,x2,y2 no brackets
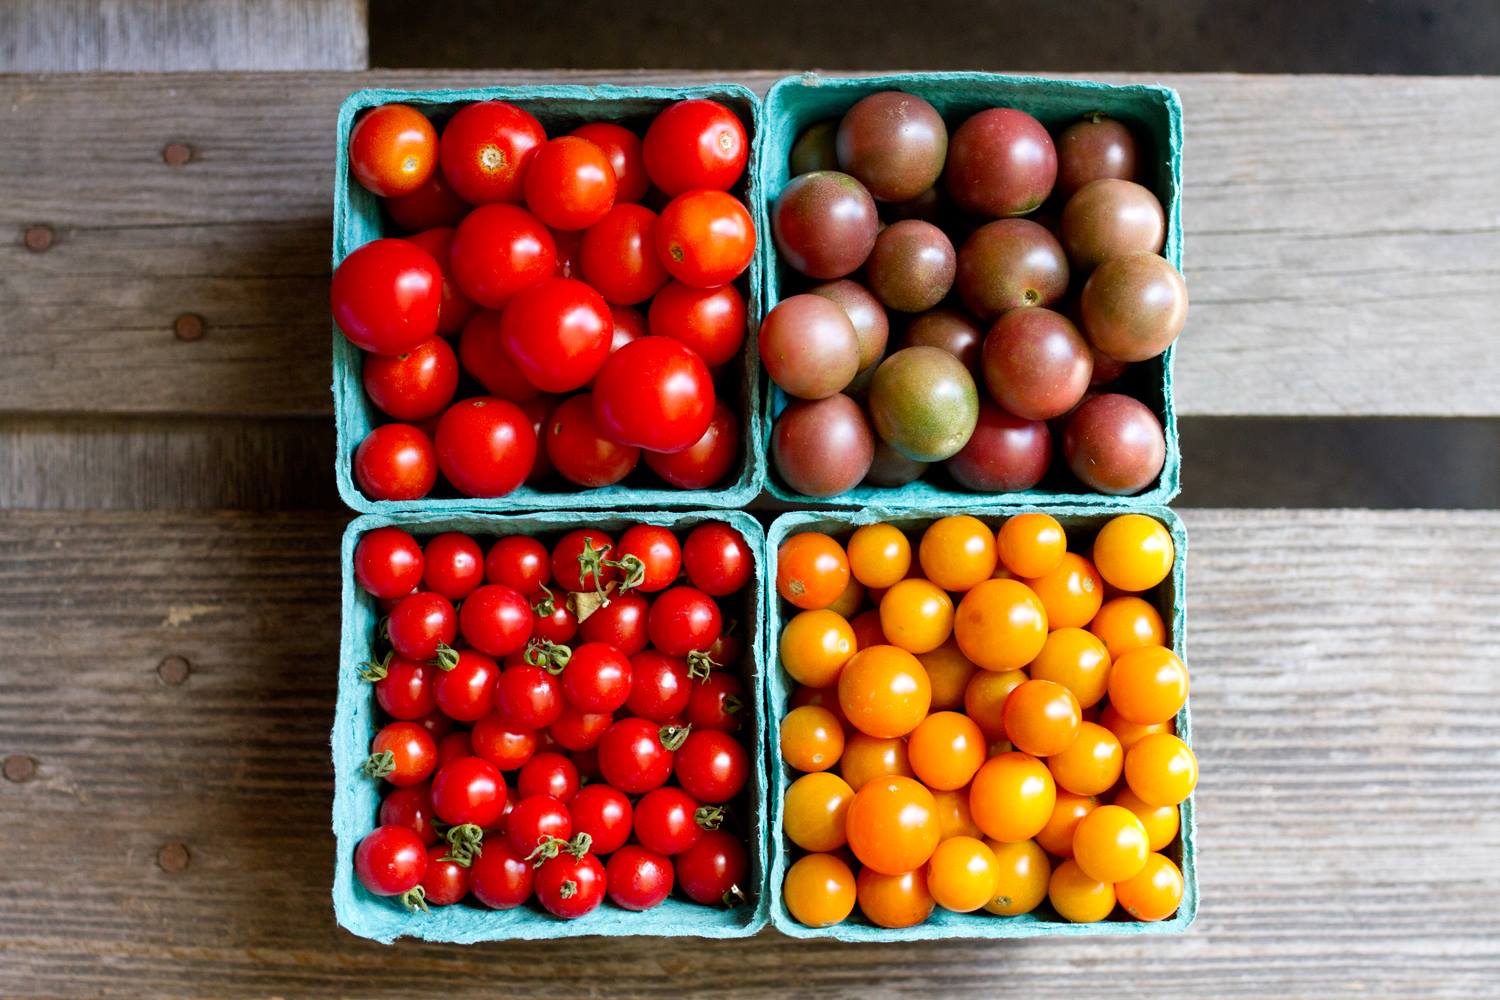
471,715,537,770
963,668,1029,742
603,307,648,373
614,525,682,593
783,771,854,852
380,784,438,845
681,522,752,597
1023,553,1104,629
435,730,473,770
551,225,582,278
469,839,533,909
1072,804,1149,883
373,656,437,720
983,838,1051,916
545,392,641,487
458,584,533,657
996,513,1067,578
1048,858,1116,923
846,775,940,875
386,169,469,232
643,402,739,489
1035,790,1098,857
840,732,913,792
837,645,931,739
362,337,459,421
908,711,986,791
434,397,537,498
419,844,471,907
780,705,844,772
517,751,579,802
434,650,500,721
954,578,1048,671
1048,722,1123,796
597,718,676,793
457,311,540,401
1123,733,1198,807
534,848,606,919
403,227,477,335
438,100,545,205
494,663,562,730
1108,645,1190,724
783,853,856,927
626,650,692,721
572,122,649,203
486,535,550,591
675,729,748,803
530,590,577,644
704,628,743,670
919,516,999,592
643,99,748,195
850,609,887,650
1089,596,1166,659
1100,703,1171,752
354,424,437,500
504,793,572,856
1113,787,1179,852
552,529,618,593
430,755,508,828
647,586,722,656
415,709,455,742
524,136,617,230
1116,852,1183,921
578,203,669,304
449,204,556,309
355,526,424,598
1003,678,1082,758
857,866,934,929
333,238,442,355
846,524,912,589
1028,627,1111,708
421,532,483,600
355,825,428,897
969,752,1056,843
777,533,851,610
676,829,749,905
499,277,613,392
646,280,747,368
916,640,977,712
879,579,954,655
560,642,632,714
932,786,982,841
633,786,705,855
927,835,1000,913
825,577,865,620
1093,514,1175,592
367,721,437,786
548,706,612,752
606,845,674,910
350,104,437,197
578,590,649,654
592,337,715,453
655,190,755,288
688,671,746,733
387,591,457,661
570,783,633,855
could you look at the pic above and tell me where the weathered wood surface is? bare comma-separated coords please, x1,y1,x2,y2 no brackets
1,508,1495,997
2,70,1499,418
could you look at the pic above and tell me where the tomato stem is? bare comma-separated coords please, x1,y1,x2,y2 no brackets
658,724,692,751
400,885,430,913
525,835,567,866
722,694,743,716
694,805,725,831
686,650,720,680
361,750,396,779
443,823,484,867
559,879,577,900
531,583,558,617
606,553,646,593
721,883,749,908
377,616,391,643
575,537,614,598
524,638,572,674
358,650,392,682
433,643,460,672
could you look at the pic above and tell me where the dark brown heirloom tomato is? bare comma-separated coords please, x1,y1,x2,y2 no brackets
1090,344,1131,386
865,439,928,487
981,307,1093,421
1056,114,1140,198
868,346,979,463
790,120,839,176
809,279,889,373
903,307,984,374
865,220,956,314
956,219,1069,321
836,91,947,203
1063,392,1165,495
771,171,879,279
758,294,861,400
772,394,875,498
1060,179,1165,272
1079,252,1188,362
945,108,1057,217
945,401,1052,492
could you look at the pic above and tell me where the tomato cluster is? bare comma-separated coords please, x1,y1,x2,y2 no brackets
774,513,1194,928
351,521,757,919
336,99,757,501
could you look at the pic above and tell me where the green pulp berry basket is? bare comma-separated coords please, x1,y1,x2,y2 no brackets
757,72,1183,509
332,510,770,943
764,506,1196,940
332,84,765,514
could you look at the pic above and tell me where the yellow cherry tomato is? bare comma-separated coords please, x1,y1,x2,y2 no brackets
1100,703,1171,751
783,771,855,852
779,609,856,688
919,515,998,592
1072,803,1150,884
840,732,914,791
964,668,1028,742
1027,627,1111,708
879,579,954,654
996,513,1066,579
982,838,1051,915
1023,552,1104,629
954,578,1048,671
1002,678,1081,757
1115,852,1184,921
1088,595,1166,658
1034,790,1098,857
931,786,982,841
916,639,977,711
837,644,932,738
856,866,934,929
1113,787,1180,852
1108,645,1189,725
1092,514,1174,592
1124,733,1198,806
780,705,846,773
788,684,850,732
926,835,999,913
908,711,987,791
847,523,912,589
845,775,940,875
826,576,866,618
1048,859,1116,923
969,751,1056,843
783,853,856,927
1047,721,1123,796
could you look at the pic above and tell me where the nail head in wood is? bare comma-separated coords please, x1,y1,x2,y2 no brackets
174,314,205,341
157,655,191,686
162,142,194,167
157,842,190,872
3,754,38,783
23,225,53,252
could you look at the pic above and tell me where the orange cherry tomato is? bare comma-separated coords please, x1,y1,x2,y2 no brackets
1088,595,1166,658
1112,787,1180,852
1023,552,1104,629
964,668,1029,742
931,786,982,841
783,771,855,852
780,705,846,773
954,579,1048,671
1047,721,1123,796
856,866,934,929
1072,803,1149,883
783,853,856,927
847,523,911,589
1048,858,1116,923
1027,627,1111,708
349,104,438,197
917,640,977,711
969,751,1056,843
777,533,851,610
1099,703,1171,751
996,513,1066,579
779,609,856,688
879,579,954,654
845,776,940,875
837,645,932,738
840,732,914,791
1124,733,1198,806
1115,852,1184,921
1003,679,1081,757
918,515,998,592
982,838,1051,915
926,835,999,913
1092,514,1174,592
826,577,866,618
908,711,987,791
850,608,887,650
1108,645,1189,725
789,684,851,732
1034,790,1098,857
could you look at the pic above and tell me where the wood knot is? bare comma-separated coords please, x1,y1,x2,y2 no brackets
157,655,191,686
3,754,38,783
23,225,53,253
174,314,206,341
162,142,194,167
157,842,191,872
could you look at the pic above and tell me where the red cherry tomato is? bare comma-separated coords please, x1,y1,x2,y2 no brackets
597,717,677,793
607,846,675,910
354,423,437,501
368,721,437,786
519,395,559,487
560,642,633,714
551,226,583,279
434,730,472,769
626,650,693,722
486,535,551,592
414,709,455,742
494,663,563,730
469,839,533,908
545,393,640,488
549,706,613,752
614,524,682,593
429,755,508,828
459,584,534,657
530,592,578,645
379,784,438,845
570,784,633,855
643,403,740,490
498,277,613,393
578,203,670,305
433,650,500,722
682,522,753,596
524,136,618,231
387,591,457,661
552,529,618,593
517,751,580,802
434,397,538,498
688,671,745,732
439,100,546,205
350,104,438,197
705,629,743,670
422,532,484,600
675,829,748,905
403,227,478,335
643,99,749,195
362,337,459,422
572,122,649,203
647,586,723,656
655,190,755,288
634,786,707,855
332,238,442,355
373,656,437,720
578,590,650,654
534,847,606,919
592,337,715,453
674,729,748,803
470,712,537,770
504,793,573,856
418,844,471,906
457,311,540,401
354,825,427,896
449,204,557,309
607,305,647,358
385,169,469,232
355,526,424,598
647,281,747,368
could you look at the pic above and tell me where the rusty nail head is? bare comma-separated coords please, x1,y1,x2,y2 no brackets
23,225,52,252
158,842,191,872
174,314,205,341
162,143,193,167
3,754,38,783
157,655,191,686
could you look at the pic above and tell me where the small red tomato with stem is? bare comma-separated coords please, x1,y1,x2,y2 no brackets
597,717,683,793
469,839,534,909
688,671,745,733
560,642,633,714
494,662,564,730
365,721,438,787
647,281,747,368
486,535,550,592
379,784,438,845
552,529,618,594
354,825,428,904
504,793,573,856
370,655,437,720
613,524,682,593
355,526,424,599
449,204,557,309
498,277,613,393
606,845,675,910
349,104,437,197
457,310,540,401
626,650,693,722
577,590,649,654
403,226,478,335
643,99,748,195
648,586,723,658
545,393,641,488
458,584,533,657
524,136,618,230
422,532,484,600
387,591,457,662
643,403,740,490
569,783,633,855
675,829,749,906
634,786,710,855
529,590,578,645
354,423,437,501
362,337,459,421
549,706,614,752
674,729,749,803
655,190,755,288
682,522,753,596
332,238,442,355
572,121,649,202
385,169,468,232
433,650,500,722
533,836,606,919
417,844,471,907
435,397,538,499
438,100,546,205
578,203,669,305
470,713,537,771
592,337,715,454
517,751,580,802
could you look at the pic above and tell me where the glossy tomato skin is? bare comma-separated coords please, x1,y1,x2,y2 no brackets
534,851,606,919
374,656,438,720
434,397,538,498
570,784,633,855
439,100,546,205
417,844,471,906
634,786,705,855
688,671,745,732
545,393,640,488
354,825,428,896
647,586,723,656
572,122,649,203
486,535,550,592
578,203,669,305
578,590,649,654
614,525,682,593
675,829,748,905
643,100,749,195
607,846,675,910
525,136,618,231
429,755,508,828
434,650,500,722
517,751,580,802
647,281,747,368
607,305,647,357
592,337,715,453
561,642,634,714
387,591,457,660
655,190,755,288
369,721,438,786
597,717,675,793
626,650,692,721
403,227,477,335
457,310,540,401
470,713,537,771
350,104,437,197
548,706,613,752
498,277,613,393
362,337,459,421
333,239,443,355
682,522,753,596
495,662,563,730
530,595,578,645
379,784,438,845
385,168,469,232
643,403,739,490
459,584,533,657
504,793,573,856
354,423,437,501
435,731,473,769
422,532,484,600
355,526,424,598
449,204,556,310
675,729,749,803
469,840,534,908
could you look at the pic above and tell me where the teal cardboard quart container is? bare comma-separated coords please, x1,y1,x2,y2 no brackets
332,510,770,943
332,84,765,514
764,506,1197,940
757,72,1184,509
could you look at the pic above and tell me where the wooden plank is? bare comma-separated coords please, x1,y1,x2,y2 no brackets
1,70,1497,417
0,509,1496,996
0,0,368,71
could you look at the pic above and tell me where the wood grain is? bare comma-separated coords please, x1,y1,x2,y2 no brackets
0,509,1495,997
